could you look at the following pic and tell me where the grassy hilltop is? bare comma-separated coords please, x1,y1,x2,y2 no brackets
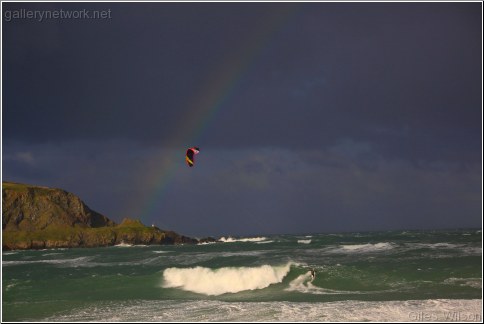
2,182,198,250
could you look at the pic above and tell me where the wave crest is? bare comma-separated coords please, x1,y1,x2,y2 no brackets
297,239,311,244
163,263,291,295
286,272,358,295
218,236,267,243
337,242,394,253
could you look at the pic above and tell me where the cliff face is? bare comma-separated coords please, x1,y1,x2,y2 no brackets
2,182,115,231
2,182,198,250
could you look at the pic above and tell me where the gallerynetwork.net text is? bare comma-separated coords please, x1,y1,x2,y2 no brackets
4,9,112,22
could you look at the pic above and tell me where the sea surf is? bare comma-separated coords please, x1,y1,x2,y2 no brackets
2,229,482,321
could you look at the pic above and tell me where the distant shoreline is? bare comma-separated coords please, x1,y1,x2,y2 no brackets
2,182,213,250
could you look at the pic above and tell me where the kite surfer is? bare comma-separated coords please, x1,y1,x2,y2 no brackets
185,147,200,167
310,268,316,281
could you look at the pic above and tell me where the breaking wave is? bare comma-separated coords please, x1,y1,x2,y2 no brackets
335,242,394,253
286,272,360,295
114,243,148,247
297,239,311,244
218,236,268,243
255,240,274,244
163,263,291,296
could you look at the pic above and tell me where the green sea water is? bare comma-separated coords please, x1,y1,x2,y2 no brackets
2,229,482,321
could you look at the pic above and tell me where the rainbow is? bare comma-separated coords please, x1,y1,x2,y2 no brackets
140,6,297,225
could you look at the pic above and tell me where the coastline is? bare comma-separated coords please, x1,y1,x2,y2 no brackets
2,226,202,250
2,182,210,250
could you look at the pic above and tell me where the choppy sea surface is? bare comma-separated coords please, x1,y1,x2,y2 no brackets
2,229,482,321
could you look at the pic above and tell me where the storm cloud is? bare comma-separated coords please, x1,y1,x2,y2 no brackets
2,2,481,236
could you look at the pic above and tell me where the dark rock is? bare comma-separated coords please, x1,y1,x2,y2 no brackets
198,237,217,244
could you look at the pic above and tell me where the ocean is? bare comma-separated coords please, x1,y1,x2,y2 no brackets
2,229,482,322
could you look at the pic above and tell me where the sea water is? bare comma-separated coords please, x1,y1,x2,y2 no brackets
2,229,482,321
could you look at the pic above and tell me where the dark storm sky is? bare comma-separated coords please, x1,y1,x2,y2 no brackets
2,2,482,236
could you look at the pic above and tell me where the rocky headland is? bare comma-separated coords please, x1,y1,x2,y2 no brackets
2,182,207,250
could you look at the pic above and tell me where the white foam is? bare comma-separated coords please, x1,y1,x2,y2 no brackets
4,282,18,291
43,299,483,322
405,242,461,249
255,240,274,244
403,243,481,256
41,252,63,257
2,256,92,267
2,251,18,255
286,272,316,293
286,272,358,295
443,277,482,289
462,246,482,255
114,243,148,247
197,241,217,245
428,243,461,249
218,236,268,243
163,263,291,296
335,242,394,253
297,239,311,244
114,242,134,247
